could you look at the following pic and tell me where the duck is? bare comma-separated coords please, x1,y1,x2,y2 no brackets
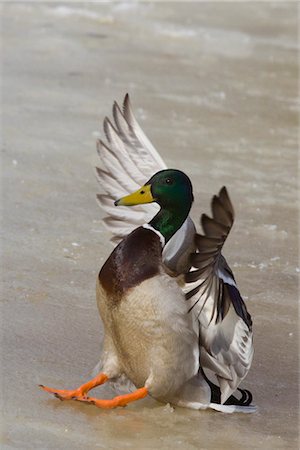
40,95,255,413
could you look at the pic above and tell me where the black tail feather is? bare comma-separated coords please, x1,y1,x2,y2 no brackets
200,368,253,406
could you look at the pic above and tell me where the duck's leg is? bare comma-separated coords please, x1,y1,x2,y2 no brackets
39,372,109,401
78,386,149,409
40,376,148,409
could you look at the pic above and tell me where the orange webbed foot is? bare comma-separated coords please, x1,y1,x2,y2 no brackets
40,373,148,409
39,373,109,401
39,384,86,401
76,387,149,409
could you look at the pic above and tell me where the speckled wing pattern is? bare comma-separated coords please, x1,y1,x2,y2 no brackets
96,94,165,243
184,187,253,404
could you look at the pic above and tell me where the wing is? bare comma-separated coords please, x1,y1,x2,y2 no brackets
184,187,253,404
96,94,165,243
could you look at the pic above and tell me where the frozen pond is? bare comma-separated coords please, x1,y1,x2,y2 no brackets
1,2,299,449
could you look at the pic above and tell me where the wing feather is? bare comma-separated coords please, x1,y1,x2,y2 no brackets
211,195,233,226
201,214,230,238
122,94,167,170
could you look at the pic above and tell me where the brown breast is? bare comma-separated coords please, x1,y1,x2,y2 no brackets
99,227,163,307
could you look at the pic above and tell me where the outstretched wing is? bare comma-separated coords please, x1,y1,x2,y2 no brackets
96,94,165,243
184,187,253,404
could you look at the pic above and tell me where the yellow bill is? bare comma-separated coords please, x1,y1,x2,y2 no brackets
114,184,154,206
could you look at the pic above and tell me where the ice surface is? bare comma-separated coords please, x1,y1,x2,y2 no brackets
1,2,299,449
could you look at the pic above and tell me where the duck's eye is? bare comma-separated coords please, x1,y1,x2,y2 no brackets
165,178,173,185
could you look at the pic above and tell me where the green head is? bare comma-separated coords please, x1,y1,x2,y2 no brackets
115,169,194,243
146,169,194,208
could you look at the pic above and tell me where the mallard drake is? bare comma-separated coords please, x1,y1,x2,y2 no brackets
40,95,255,413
